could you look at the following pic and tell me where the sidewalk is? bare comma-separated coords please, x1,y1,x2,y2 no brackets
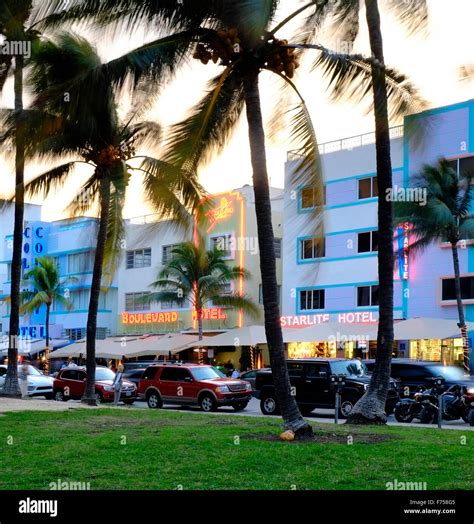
0,398,93,413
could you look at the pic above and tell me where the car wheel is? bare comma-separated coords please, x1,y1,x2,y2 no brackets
338,397,357,419
233,401,249,411
468,409,474,427
394,404,414,423
94,392,103,405
260,394,280,416
146,390,162,409
44,393,54,400
54,390,66,402
199,393,217,412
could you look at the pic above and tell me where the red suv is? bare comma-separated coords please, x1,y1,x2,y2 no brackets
138,363,253,412
53,366,137,404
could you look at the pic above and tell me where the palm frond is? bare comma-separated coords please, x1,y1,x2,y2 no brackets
24,162,78,199
387,0,428,35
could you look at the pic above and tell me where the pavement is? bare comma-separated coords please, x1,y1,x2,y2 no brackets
3,395,472,430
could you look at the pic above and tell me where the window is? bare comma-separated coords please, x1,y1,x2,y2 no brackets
306,363,330,378
287,363,305,377
259,285,281,305
210,234,234,258
126,248,151,269
357,285,379,307
64,328,86,341
142,367,159,380
6,263,12,280
447,156,474,178
161,299,180,309
301,186,326,209
162,244,181,265
68,251,93,273
300,289,325,311
125,292,151,312
299,237,325,260
358,177,378,199
61,369,81,381
159,367,181,381
441,276,474,301
358,231,378,253
274,238,282,258
61,289,107,311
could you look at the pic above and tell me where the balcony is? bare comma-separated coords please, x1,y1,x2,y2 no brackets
287,125,403,161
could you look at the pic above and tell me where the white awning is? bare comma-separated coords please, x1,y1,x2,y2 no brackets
190,325,267,347
284,322,377,343
393,318,474,340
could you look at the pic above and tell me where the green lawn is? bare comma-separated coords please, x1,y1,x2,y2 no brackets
0,408,472,490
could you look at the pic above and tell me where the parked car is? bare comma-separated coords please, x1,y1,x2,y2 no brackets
365,359,474,397
53,366,137,404
0,364,54,398
240,368,270,390
123,368,145,387
123,360,158,372
0,365,6,389
138,363,253,412
254,358,400,418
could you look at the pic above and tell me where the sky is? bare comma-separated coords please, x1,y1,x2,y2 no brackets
0,0,473,222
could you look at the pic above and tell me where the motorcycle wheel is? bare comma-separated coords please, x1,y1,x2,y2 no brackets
394,405,414,423
468,410,474,427
419,407,436,424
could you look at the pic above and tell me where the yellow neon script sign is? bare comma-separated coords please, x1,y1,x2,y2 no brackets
206,197,234,232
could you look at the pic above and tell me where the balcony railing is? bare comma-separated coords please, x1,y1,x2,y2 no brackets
287,125,404,160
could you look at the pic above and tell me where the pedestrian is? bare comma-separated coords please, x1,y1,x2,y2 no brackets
19,362,29,399
113,364,124,406
231,368,241,379
224,360,233,377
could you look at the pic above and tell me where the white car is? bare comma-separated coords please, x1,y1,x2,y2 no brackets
0,364,54,398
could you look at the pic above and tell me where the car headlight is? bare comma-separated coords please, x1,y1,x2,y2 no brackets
363,384,369,391
216,385,230,393
245,383,252,391
27,385,35,391
467,387,474,394
103,386,114,392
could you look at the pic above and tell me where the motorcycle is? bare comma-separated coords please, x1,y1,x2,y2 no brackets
462,386,474,426
419,384,469,424
394,386,428,423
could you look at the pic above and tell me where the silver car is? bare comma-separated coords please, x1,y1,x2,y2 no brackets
0,364,54,398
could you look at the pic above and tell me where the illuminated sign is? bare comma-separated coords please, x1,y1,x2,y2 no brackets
192,308,227,321
205,197,234,232
397,222,410,280
281,311,377,327
22,224,47,270
121,311,179,324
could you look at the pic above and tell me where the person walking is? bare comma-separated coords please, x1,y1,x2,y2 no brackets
19,362,29,399
113,364,124,406
231,368,241,379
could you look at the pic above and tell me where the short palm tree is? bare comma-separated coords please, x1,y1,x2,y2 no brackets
20,257,75,371
394,159,474,375
2,33,204,404
142,240,259,341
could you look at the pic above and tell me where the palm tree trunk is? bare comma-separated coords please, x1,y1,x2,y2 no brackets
347,0,394,424
82,175,110,405
1,55,25,398
243,70,312,437
451,242,470,374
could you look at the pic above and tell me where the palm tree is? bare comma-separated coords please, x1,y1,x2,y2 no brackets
2,33,204,404
142,240,259,341
20,256,75,371
394,160,474,375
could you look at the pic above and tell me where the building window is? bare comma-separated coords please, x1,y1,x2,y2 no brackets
162,244,181,265
126,248,151,269
357,285,379,307
300,186,326,209
58,289,107,311
300,289,325,311
299,237,325,260
441,276,474,301
125,292,151,312
358,177,378,199
64,328,86,341
6,263,12,280
161,299,180,309
210,234,234,258
68,251,93,273
274,238,282,258
259,285,281,305
447,156,474,178
358,231,378,253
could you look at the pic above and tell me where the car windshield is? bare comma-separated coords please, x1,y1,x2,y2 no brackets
95,368,116,381
330,360,368,377
191,367,226,380
427,365,466,382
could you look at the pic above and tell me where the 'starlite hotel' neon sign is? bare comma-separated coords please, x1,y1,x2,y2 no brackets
280,311,377,326
122,311,179,324
205,197,234,232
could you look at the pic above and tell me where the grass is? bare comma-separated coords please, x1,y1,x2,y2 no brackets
0,408,472,490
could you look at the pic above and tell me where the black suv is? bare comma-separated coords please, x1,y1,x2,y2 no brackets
365,358,474,397
255,358,399,418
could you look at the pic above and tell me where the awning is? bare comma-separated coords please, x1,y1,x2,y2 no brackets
190,325,267,347
124,333,200,357
393,317,474,340
284,322,377,343
49,338,131,359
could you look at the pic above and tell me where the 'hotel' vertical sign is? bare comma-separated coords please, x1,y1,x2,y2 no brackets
397,222,410,280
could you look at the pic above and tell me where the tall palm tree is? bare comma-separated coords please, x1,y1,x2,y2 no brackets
20,256,75,371
394,160,474,375
142,240,259,341
2,33,204,404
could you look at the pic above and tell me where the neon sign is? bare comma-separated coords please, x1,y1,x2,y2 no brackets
206,197,234,232
397,222,410,280
121,311,179,324
192,308,227,321
280,311,377,327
